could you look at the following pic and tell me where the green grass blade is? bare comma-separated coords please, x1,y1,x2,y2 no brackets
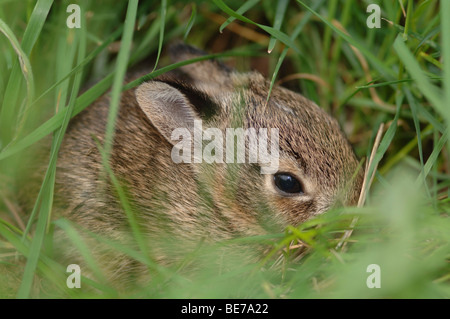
405,88,430,197
266,0,323,101
0,73,113,161
357,78,445,133
415,128,448,185
403,0,413,41
219,0,259,33
32,27,123,106
379,125,433,175
132,15,162,64
22,30,86,239
102,0,138,162
16,168,55,298
94,138,151,265
0,0,53,145
393,35,445,121
53,219,108,286
0,50,256,161
296,0,396,80
267,0,288,53
0,219,86,298
328,0,350,90
442,0,450,133
183,3,196,40
123,49,258,90
19,0,54,54
17,21,86,299
356,77,442,89
365,95,403,197
213,0,300,54
152,0,166,72
0,18,34,143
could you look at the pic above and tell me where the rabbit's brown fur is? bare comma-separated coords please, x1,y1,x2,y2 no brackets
38,44,363,286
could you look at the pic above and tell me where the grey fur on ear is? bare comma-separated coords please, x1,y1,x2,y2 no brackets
135,81,200,145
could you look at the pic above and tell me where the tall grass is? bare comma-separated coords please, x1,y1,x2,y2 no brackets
0,0,448,298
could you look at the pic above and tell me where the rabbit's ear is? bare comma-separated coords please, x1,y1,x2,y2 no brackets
135,81,201,145
169,43,232,88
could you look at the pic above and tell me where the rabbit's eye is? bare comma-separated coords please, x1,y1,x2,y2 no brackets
273,173,303,195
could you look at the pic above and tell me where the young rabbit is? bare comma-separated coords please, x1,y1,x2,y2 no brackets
50,44,363,285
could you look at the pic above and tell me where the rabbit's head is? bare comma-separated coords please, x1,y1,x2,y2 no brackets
134,44,363,236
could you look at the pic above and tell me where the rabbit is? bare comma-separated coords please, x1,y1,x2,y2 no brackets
39,43,363,287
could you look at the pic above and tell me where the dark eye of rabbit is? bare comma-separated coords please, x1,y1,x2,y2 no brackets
273,173,303,195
